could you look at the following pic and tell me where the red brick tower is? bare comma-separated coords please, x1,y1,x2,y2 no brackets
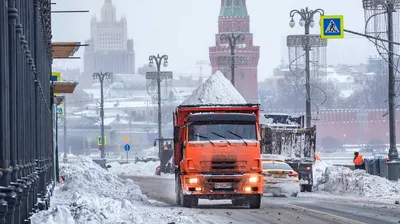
209,0,260,103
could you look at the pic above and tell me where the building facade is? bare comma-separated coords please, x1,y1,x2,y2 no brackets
209,0,260,103
84,0,135,76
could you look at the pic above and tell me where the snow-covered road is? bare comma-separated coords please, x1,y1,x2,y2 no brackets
126,176,400,224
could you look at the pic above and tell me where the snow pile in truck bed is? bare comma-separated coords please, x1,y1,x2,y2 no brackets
316,166,400,199
180,70,247,105
108,161,174,179
30,157,211,224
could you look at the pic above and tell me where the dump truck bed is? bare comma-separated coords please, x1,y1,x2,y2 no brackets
259,124,316,162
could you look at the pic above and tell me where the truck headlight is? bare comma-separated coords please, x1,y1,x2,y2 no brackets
188,178,198,184
249,176,258,183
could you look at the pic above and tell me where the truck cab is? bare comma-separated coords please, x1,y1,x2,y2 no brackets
173,104,263,208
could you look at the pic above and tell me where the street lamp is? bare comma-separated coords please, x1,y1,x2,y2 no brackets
220,33,246,87
148,54,168,155
93,71,112,159
289,7,324,128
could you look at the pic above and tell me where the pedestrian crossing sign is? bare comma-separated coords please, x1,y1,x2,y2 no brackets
97,136,107,146
56,106,64,116
320,15,344,39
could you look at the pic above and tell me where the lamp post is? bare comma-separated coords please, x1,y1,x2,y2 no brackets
220,33,246,87
289,7,324,128
93,72,112,159
148,54,168,155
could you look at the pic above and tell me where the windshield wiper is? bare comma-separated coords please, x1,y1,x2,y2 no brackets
193,134,215,146
211,132,231,145
228,131,248,145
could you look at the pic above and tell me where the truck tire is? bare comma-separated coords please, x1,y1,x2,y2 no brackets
305,185,313,192
248,194,261,209
182,195,198,208
175,176,182,205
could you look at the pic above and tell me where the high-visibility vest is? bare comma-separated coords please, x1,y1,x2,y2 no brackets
354,154,364,165
315,152,321,161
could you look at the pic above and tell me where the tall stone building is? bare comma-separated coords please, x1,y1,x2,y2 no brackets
209,0,260,103
84,0,135,76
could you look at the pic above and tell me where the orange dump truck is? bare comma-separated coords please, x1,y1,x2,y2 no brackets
173,104,263,208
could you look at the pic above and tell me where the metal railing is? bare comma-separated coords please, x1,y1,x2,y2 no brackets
0,0,54,223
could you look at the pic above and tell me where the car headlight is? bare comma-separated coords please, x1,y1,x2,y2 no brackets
249,176,258,183
188,178,198,184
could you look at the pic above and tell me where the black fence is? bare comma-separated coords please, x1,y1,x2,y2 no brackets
0,0,54,223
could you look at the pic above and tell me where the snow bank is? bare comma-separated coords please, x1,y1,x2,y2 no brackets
108,161,174,179
313,160,331,186
30,157,149,224
180,71,246,105
317,166,400,198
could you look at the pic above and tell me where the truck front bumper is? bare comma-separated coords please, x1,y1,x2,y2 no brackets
182,173,263,198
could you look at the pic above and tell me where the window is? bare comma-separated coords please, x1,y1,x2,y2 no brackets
262,163,293,170
188,123,257,142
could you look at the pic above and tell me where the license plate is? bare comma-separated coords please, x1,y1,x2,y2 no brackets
274,174,287,178
214,183,232,189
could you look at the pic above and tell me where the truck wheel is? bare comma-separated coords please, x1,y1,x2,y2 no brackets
305,185,313,192
248,194,261,209
175,177,182,205
176,188,182,205
182,195,198,208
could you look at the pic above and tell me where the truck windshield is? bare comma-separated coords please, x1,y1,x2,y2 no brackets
188,123,257,142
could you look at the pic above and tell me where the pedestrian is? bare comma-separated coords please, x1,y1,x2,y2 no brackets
315,152,321,161
353,152,365,170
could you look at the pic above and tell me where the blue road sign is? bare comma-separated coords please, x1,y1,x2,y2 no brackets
124,144,131,152
56,107,63,115
320,15,344,39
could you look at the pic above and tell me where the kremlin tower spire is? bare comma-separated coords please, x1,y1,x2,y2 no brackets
209,0,260,103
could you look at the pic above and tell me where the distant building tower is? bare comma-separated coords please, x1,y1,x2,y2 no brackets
84,0,135,76
209,0,260,103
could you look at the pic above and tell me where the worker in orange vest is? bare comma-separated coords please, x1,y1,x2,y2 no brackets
315,152,321,161
353,152,365,170
386,156,390,168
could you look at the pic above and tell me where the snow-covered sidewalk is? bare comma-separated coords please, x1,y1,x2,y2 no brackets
30,157,221,224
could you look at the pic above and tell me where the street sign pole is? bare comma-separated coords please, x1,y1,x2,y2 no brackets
124,143,131,163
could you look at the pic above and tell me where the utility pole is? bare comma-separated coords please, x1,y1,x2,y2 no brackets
63,96,67,162
361,0,400,180
288,7,325,128
93,72,112,159
220,33,246,87
148,54,169,155
386,2,400,180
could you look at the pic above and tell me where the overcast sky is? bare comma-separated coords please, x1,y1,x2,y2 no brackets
51,0,378,80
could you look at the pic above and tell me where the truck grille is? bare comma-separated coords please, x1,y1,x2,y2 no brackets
211,161,236,170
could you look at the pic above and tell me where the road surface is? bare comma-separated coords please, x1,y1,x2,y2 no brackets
123,176,400,224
